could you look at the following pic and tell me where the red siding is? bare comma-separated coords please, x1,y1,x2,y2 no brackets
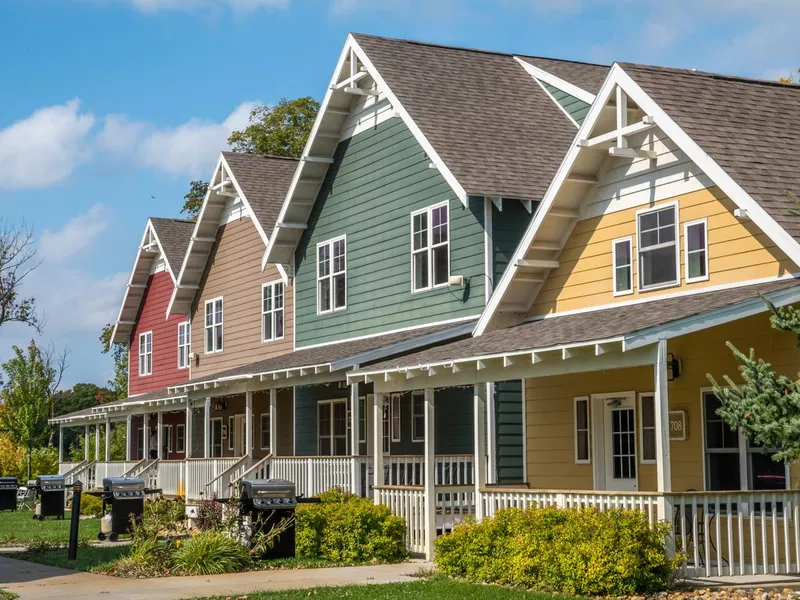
129,271,190,395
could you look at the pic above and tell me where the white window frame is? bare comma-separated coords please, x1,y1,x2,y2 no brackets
612,236,634,296
636,201,680,292
410,201,450,293
138,331,153,377
390,393,402,442
177,321,191,370
574,396,590,464
176,424,185,454
204,297,224,354
684,218,709,284
261,281,285,343
638,392,657,465
358,396,367,444
317,399,348,456
260,412,271,451
316,235,347,315
164,424,173,455
411,391,425,442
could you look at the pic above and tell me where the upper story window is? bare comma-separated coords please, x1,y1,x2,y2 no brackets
637,204,679,291
411,202,449,292
684,218,709,283
138,331,152,377
178,321,191,369
317,236,346,314
262,281,285,342
205,297,223,353
612,237,633,296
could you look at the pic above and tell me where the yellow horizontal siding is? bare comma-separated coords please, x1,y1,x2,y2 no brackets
531,187,796,317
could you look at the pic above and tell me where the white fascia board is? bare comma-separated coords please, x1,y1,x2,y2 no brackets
146,220,177,284
219,153,270,250
625,282,800,350
474,65,619,336
615,66,800,270
514,57,596,105
166,155,225,319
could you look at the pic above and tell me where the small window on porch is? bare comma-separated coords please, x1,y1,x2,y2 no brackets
358,397,367,444
261,412,270,451
165,425,173,455
391,393,402,442
318,400,348,456
228,416,234,452
176,424,185,454
574,397,590,464
411,391,424,442
639,393,656,464
612,237,633,296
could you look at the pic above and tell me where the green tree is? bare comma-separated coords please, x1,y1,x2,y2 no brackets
100,323,128,401
180,97,320,217
709,297,800,462
0,340,63,479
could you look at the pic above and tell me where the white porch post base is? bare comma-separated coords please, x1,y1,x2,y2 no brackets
423,388,436,560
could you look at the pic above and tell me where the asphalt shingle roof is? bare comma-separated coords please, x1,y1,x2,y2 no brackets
622,63,800,243
518,54,608,93
222,152,299,236
352,33,609,201
149,218,194,275
358,279,800,372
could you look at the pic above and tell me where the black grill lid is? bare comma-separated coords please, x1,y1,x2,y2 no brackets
36,475,65,485
103,477,144,491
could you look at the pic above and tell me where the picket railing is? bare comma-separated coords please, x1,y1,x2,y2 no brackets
205,456,250,499
376,485,426,555
270,456,359,497
383,455,474,487
186,458,238,501
158,461,186,497
232,454,272,488
436,485,477,533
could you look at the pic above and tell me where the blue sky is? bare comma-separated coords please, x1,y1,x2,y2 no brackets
0,0,797,389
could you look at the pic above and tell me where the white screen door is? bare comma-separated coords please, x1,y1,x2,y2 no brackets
600,394,638,491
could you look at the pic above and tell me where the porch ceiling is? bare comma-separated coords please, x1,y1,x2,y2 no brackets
350,277,800,389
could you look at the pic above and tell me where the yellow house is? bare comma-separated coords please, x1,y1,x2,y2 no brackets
349,63,800,574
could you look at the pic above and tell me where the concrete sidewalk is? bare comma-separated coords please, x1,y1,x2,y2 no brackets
0,556,431,600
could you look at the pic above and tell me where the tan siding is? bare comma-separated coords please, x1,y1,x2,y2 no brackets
525,312,800,492
531,187,795,317
190,217,293,378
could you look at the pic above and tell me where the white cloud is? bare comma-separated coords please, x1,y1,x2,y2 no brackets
98,101,257,178
39,204,109,265
0,100,95,190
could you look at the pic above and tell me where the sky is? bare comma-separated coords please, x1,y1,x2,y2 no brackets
0,0,797,390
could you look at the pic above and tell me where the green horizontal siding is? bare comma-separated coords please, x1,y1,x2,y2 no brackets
543,82,591,125
494,380,524,484
491,200,534,285
295,118,486,347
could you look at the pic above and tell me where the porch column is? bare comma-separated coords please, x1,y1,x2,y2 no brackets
58,425,64,463
245,391,253,458
269,389,278,455
104,416,111,462
486,382,496,484
654,338,672,493
350,382,361,496
204,397,211,458
372,393,384,502
474,384,487,520
185,402,193,459
84,425,89,462
95,423,101,462
125,415,132,461
423,388,436,560
157,412,164,459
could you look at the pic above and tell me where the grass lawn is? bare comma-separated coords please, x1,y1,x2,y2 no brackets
196,579,580,599
0,511,98,546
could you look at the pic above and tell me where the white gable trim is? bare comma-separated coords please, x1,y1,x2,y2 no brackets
475,63,800,336
514,57,596,105
262,34,468,271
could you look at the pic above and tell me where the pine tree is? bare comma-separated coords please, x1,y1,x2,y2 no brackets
708,296,800,462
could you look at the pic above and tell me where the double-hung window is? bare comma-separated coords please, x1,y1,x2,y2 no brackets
411,202,449,292
411,391,425,442
178,322,191,369
574,397,590,463
228,416,234,452
204,297,223,353
176,424,185,454
138,332,152,376
390,393,402,442
317,236,346,314
639,393,656,463
637,204,679,290
262,281,285,342
612,237,633,296
261,412,270,451
318,400,348,456
684,218,709,283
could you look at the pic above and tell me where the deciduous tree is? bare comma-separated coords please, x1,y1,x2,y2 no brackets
100,323,128,401
0,220,41,332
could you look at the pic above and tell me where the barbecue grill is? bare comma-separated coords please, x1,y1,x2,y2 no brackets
33,475,65,520
0,477,18,511
237,479,318,559
86,477,160,541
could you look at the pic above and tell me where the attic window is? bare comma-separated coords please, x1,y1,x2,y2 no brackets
637,204,679,291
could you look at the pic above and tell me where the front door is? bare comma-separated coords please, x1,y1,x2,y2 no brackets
598,393,638,491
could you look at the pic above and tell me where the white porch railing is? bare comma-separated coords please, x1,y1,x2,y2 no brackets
186,458,238,501
94,461,138,483
59,462,80,476
233,454,272,487
157,461,186,497
205,456,250,499
383,455,473,487
376,485,426,555
271,456,362,497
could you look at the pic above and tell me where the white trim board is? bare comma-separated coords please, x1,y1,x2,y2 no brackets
514,57,596,105
475,63,800,336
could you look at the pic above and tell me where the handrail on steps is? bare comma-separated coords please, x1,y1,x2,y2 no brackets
62,460,90,480
231,454,272,488
122,458,146,477
204,455,250,491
